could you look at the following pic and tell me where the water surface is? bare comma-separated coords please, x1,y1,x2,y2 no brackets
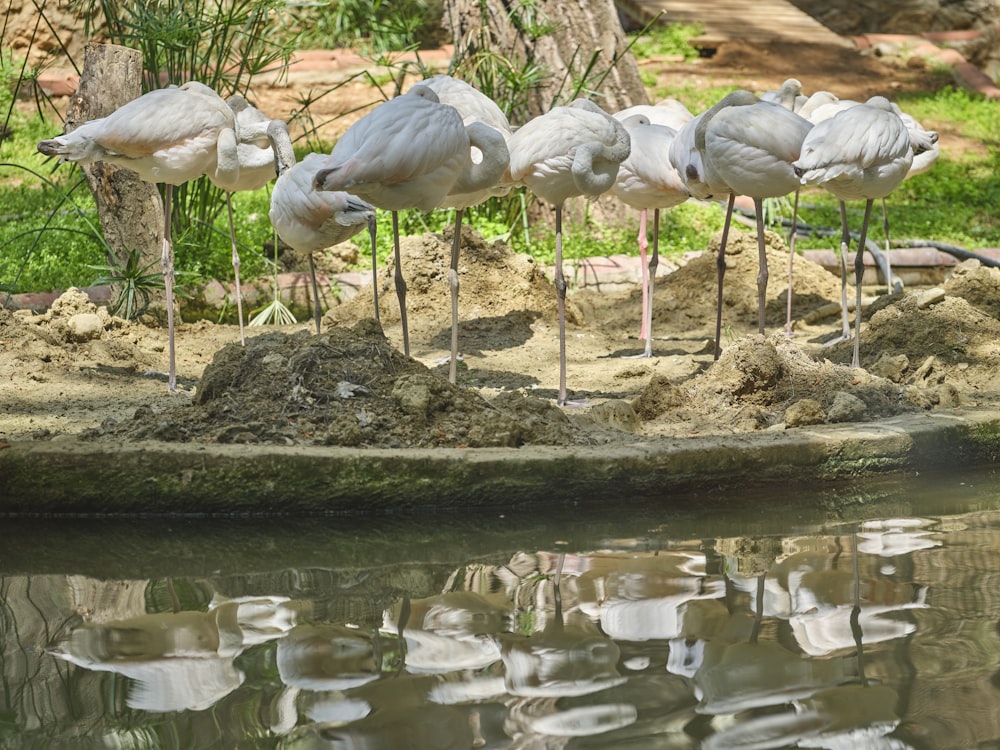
3,468,1000,748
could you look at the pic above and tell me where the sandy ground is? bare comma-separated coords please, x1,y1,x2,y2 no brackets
4,39,998,450
4,224,1000,449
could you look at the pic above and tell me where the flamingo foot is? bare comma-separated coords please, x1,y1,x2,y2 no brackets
822,332,853,348
623,349,654,360
142,370,195,395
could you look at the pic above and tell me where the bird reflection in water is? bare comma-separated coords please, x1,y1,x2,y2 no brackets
47,595,296,712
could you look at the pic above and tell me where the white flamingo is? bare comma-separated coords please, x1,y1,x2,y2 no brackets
507,99,631,404
312,86,477,359
610,114,689,357
802,97,937,336
38,81,241,392
761,78,811,336
794,95,913,368
670,94,747,359
265,119,376,334
760,78,806,112
691,91,812,357
699,93,812,338
415,75,511,383
217,94,276,344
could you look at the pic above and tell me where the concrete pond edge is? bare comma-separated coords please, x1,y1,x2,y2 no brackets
2,408,999,516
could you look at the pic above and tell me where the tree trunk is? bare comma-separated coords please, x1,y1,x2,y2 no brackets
65,43,163,281
443,0,648,122
442,0,649,236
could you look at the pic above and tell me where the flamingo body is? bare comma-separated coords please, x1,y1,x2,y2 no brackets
702,100,812,200
221,95,277,192
508,100,631,205
611,116,688,210
794,96,913,367
418,76,512,210
270,152,374,253
693,91,812,354
795,97,912,201
672,91,761,201
39,82,237,187
611,114,689,354
409,75,512,383
312,85,475,357
507,99,631,403
419,74,511,133
37,81,241,392
268,121,375,333
313,86,469,211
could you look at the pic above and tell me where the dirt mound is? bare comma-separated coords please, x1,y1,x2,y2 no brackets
635,332,909,435
574,227,845,342
659,227,844,333
0,288,159,375
823,263,1000,404
328,224,571,340
81,319,619,448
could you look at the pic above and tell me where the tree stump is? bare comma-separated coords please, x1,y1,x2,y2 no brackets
65,43,163,284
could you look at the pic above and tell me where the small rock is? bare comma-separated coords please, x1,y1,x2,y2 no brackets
392,373,449,423
86,339,117,365
948,258,980,276
588,400,640,433
784,398,824,427
935,383,961,408
49,287,96,318
915,287,945,309
911,355,940,383
870,352,909,382
828,391,867,423
905,386,935,410
66,312,105,342
336,380,372,399
262,352,288,369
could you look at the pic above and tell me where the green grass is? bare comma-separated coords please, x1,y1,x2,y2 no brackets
629,22,704,63
0,146,277,295
1,119,110,293
791,152,1000,252
898,86,1000,146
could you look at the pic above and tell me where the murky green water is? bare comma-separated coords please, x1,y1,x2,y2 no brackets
3,467,1000,749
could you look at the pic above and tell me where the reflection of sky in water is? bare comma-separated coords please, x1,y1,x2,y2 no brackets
5,487,1000,748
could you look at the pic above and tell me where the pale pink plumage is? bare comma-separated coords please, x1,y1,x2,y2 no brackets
695,91,812,356
268,120,375,334
794,96,914,366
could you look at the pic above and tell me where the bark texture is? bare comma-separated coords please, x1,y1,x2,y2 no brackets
443,0,649,123
65,43,163,275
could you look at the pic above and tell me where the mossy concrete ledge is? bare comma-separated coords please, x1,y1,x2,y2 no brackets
1,409,999,515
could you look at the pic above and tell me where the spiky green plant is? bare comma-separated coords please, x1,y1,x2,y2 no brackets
88,247,167,320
